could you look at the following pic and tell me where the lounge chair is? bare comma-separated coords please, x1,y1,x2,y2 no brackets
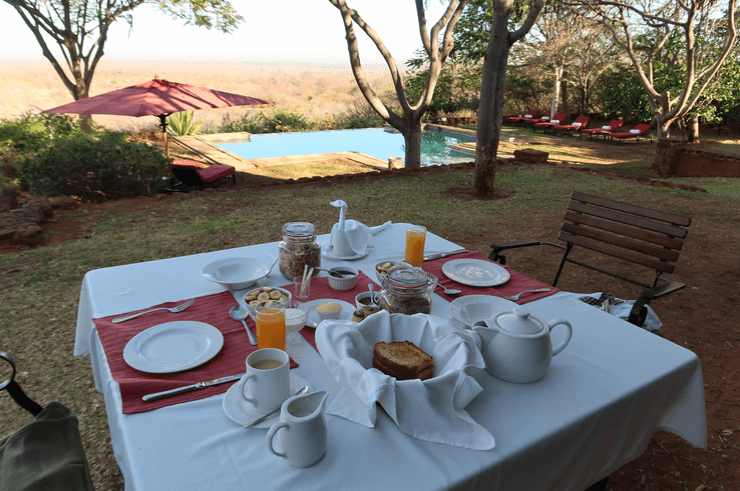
506,109,541,126
549,115,590,135
168,160,236,192
532,113,568,133
607,123,653,142
579,120,624,140
521,111,552,126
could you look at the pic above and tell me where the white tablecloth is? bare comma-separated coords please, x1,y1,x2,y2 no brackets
74,224,706,491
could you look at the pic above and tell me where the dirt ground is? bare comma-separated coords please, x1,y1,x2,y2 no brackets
6,162,739,491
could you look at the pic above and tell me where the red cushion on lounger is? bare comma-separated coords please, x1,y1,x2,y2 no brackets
196,164,236,183
171,160,205,169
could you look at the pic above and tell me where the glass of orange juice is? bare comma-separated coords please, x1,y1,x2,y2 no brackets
255,306,287,351
405,225,427,267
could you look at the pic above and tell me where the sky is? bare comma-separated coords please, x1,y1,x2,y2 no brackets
0,1,452,67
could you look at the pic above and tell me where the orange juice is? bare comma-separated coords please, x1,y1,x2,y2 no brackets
405,225,427,267
256,308,286,351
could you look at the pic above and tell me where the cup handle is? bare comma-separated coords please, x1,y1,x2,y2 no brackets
266,422,289,459
548,319,573,357
242,373,256,405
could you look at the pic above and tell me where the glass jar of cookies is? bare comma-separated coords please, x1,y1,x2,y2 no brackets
378,268,432,315
279,222,321,280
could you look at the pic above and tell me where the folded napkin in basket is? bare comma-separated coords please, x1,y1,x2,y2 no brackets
316,310,495,450
329,200,391,256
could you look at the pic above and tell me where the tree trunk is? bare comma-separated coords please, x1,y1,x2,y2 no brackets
403,119,423,169
474,3,511,198
657,120,672,139
550,66,561,118
689,115,700,142
560,70,570,118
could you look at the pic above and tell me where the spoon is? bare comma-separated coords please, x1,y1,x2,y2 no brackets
266,257,279,275
229,305,258,345
436,283,462,296
243,386,310,428
368,283,377,306
316,267,354,278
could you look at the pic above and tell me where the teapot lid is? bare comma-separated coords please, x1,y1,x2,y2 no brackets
496,307,543,335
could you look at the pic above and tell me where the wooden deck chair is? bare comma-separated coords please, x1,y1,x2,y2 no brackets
0,351,94,491
608,123,653,142
549,115,590,135
488,191,691,328
532,113,568,132
168,160,236,192
579,120,624,139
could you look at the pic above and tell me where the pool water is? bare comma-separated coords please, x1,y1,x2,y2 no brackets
218,127,474,167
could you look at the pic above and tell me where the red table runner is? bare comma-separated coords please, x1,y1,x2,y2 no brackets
93,272,374,414
421,251,559,303
93,291,303,414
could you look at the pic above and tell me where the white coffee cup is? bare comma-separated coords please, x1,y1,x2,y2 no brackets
242,348,290,414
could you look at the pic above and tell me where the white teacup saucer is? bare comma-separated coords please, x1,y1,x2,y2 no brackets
222,372,309,428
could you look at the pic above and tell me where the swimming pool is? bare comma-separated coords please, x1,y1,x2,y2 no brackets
217,127,474,167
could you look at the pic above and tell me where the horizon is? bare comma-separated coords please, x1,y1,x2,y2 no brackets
0,1,448,66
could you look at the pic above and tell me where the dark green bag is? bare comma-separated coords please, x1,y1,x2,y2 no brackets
0,402,93,491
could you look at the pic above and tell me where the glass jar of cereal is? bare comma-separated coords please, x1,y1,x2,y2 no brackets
378,268,432,315
279,222,321,280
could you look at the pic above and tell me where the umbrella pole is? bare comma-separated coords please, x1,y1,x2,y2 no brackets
158,114,170,158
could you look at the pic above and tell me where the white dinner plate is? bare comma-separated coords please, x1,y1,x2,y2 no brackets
123,321,224,374
303,299,356,328
222,373,309,428
321,245,371,261
442,258,510,287
201,257,273,290
448,295,519,328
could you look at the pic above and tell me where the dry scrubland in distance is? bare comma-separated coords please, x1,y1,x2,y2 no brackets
0,60,395,131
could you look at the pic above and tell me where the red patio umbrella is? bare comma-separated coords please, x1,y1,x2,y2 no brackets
44,78,273,155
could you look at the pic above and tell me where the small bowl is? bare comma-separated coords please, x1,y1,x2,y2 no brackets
355,291,380,310
243,286,292,318
285,300,309,333
375,260,412,285
327,267,358,291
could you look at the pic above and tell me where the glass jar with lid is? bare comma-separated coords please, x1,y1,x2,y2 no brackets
279,222,321,280
378,268,432,315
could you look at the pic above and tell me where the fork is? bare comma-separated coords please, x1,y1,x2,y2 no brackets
111,298,196,323
502,288,551,302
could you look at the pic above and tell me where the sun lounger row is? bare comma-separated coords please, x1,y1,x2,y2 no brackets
505,110,653,142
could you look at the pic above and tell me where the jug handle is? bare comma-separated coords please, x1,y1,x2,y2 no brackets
266,422,289,459
547,319,573,356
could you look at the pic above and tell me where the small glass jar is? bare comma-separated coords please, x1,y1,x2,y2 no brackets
279,222,321,280
378,268,432,315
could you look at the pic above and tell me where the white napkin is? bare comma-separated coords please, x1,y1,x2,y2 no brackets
316,310,495,450
328,201,391,256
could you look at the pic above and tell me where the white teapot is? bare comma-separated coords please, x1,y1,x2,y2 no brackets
472,307,572,384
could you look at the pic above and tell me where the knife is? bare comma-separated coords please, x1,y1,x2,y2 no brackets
142,373,245,402
423,249,469,261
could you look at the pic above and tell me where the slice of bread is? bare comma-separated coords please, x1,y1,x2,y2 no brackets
372,341,434,381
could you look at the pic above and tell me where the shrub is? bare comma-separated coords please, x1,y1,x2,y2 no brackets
21,132,171,202
0,112,82,153
167,111,202,136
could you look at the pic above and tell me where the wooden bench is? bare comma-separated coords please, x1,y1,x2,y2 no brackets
168,160,236,192
488,191,691,327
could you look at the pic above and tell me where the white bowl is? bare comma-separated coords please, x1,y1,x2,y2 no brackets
243,287,292,318
202,257,272,290
327,267,358,291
